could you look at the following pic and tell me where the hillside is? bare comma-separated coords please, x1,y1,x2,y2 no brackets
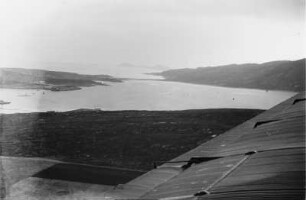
0,109,262,170
0,68,122,91
152,59,305,91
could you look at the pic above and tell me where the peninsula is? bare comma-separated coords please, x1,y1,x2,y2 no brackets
0,68,122,91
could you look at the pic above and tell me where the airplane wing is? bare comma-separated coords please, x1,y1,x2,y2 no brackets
1,92,305,200
106,92,305,199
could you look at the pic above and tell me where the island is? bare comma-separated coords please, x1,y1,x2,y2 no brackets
0,68,122,91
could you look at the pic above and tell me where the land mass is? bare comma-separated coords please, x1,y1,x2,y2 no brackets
0,68,122,91
1,109,263,170
150,58,305,92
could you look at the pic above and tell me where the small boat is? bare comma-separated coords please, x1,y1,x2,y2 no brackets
0,100,11,105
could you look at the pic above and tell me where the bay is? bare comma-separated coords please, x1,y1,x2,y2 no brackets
0,80,296,114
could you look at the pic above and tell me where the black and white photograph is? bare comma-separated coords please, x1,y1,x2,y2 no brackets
0,0,305,199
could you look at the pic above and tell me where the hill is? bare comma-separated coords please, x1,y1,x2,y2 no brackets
0,68,122,91
0,109,262,170
151,59,305,91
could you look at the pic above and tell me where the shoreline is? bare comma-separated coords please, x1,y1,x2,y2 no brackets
129,78,301,93
0,82,108,92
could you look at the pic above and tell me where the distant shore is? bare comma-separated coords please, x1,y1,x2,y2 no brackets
0,68,122,92
1,108,263,170
0,82,107,92
149,58,305,92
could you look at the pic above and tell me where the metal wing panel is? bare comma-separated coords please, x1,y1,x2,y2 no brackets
209,116,305,157
210,148,305,193
105,167,182,198
142,155,246,199
139,92,305,200
167,92,305,160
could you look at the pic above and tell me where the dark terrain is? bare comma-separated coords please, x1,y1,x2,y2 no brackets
0,109,262,170
0,68,122,91
151,58,305,91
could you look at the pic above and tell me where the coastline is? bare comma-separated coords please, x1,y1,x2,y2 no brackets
0,82,108,92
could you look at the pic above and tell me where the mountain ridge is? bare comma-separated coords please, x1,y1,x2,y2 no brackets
150,59,305,91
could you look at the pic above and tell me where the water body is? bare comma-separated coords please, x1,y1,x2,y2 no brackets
0,80,296,114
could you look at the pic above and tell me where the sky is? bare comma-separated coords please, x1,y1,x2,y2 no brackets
0,0,305,73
